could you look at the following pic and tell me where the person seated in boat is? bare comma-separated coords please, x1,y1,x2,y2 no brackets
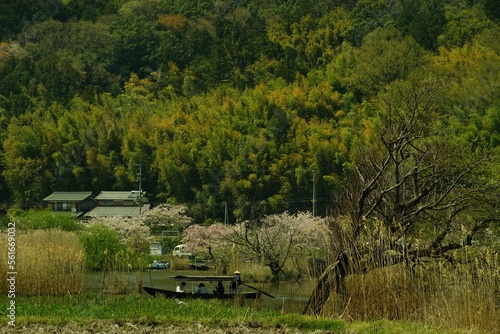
195,283,207,294
176,282,186,293
213,281,225,295
229,270,242,295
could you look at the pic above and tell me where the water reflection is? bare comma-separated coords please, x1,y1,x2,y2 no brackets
85,270,316,312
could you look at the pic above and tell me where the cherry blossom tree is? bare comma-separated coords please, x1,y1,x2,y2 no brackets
182,223,234,273
183,223,233,258
231,212,329,279
182,212,328,278
85,204,193,248
86,215,150,241
140,204,193,231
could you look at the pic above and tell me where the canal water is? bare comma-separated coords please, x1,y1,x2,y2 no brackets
86,269,317,313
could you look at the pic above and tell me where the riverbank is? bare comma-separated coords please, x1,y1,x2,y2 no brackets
0,294,472,334
0,321,335,334
0,320,471,334
0,317,473,334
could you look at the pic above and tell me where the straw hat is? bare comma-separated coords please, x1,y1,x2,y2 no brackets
233,270,240,275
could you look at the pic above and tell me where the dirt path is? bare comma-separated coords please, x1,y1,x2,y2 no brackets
1,321,338,333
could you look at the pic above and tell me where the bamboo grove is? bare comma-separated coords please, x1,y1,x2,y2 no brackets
1,0,500,227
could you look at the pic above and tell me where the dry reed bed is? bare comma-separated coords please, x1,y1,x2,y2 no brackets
328,254,499,333
0,230,85,295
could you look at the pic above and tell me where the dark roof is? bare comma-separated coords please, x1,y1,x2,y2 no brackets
43,192,93,202
95,191,146,201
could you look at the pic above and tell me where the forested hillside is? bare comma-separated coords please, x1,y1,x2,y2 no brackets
1,0,500,224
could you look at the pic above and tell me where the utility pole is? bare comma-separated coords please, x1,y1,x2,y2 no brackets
224,202,229,224
312,170,317,216
136,164,142,214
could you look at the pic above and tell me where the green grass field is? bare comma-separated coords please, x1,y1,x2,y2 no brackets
0,294,473,333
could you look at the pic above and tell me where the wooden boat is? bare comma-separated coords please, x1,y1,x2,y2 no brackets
142,286,259,299
142,275,261,300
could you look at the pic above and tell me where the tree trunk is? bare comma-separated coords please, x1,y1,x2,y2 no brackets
302,262,336,315
268,260,281,280
302,252,350,316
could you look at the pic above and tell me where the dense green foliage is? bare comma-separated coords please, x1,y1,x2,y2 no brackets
79,224,127,270
6,210,84,231
1,0,500,225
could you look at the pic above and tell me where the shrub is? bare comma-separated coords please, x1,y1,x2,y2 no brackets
79,224,124,270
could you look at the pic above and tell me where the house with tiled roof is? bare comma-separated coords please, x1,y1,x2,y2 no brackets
43,190,150,218
42,191,96,217
84,191,150,218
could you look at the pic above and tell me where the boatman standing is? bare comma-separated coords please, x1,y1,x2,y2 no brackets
229,270,242,294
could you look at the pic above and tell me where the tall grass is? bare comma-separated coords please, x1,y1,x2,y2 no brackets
318,217,499,333
99,248,144,294
170,256,191,270
234,262,272,282
324,252,499,333
0,230,85,296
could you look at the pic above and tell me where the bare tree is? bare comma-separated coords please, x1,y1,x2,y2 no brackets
303,75,500,315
